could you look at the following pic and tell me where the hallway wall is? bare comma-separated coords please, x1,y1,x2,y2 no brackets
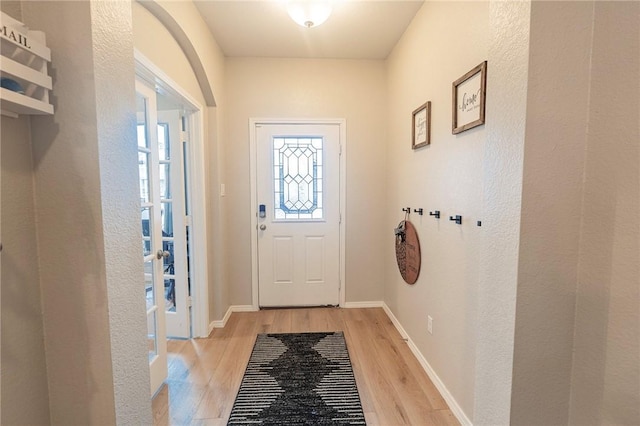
133,3,205,105
385,2,489,420
224,58,387,305
510,2,594,423
569,2,640,423
0,2,227,423
0,4,50,426
505,2,640,424
386,2,640,423
133,0,229,322
19,1,149,423
0,115,51,424
473,2,531,422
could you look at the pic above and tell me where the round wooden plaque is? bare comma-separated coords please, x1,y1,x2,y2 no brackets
395,220,421,285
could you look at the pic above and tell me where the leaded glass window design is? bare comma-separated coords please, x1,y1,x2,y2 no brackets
273,137,324,220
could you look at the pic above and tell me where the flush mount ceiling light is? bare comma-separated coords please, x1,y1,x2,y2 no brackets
287,1,332,28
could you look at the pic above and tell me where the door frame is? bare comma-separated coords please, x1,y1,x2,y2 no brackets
249,118,347,309
135,50,210,338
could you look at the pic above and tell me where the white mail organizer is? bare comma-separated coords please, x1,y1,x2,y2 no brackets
1,11,53,117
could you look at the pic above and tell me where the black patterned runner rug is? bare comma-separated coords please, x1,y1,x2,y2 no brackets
227,332,366,425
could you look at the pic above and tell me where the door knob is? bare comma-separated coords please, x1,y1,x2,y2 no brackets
259,224,267,231
156,249,170,260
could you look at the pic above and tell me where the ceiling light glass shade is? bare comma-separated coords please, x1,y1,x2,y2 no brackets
287,1,332,28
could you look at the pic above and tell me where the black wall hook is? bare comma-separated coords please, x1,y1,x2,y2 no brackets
402,207,411,214
429,210,441,219
449,215,462,225
414,208,423,216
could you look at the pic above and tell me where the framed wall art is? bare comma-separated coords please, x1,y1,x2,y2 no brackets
412,101,431,149
452,61,487,134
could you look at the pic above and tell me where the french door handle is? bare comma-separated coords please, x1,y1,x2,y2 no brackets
259,224,267,231
156,249,170,260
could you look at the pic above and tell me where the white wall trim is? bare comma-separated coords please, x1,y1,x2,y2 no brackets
187,108,209,338
381,303,473,426
134,50,210,338
249,118,347,310
209,305,258,332
337,120,347,308
249,119,259,309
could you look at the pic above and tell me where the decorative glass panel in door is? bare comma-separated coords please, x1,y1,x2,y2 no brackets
273,137,324,220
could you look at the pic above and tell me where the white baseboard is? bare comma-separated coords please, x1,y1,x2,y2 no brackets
381,303,472,426
209,304,257,331
342,301,384,309
230,304,257,313
380,302,409,340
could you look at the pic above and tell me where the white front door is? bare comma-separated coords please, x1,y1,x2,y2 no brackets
256,123,341,307
136,81,168,395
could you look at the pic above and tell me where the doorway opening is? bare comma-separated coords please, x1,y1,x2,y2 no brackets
135,51,210,395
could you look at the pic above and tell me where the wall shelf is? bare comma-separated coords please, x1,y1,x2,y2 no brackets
0,12,54,118
0,87,53,115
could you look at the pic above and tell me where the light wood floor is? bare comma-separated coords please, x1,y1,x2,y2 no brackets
152,307,459,426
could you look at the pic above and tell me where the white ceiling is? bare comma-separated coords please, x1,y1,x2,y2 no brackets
193,1,424,59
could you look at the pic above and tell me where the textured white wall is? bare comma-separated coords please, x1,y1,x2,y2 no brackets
473,1,531,423
481,2,640,423
1,115,51,424
133,1,229,321
90,1,152,423
22,1,150,423
0,5,49,423
510,2,594,424
224,58,387,305
385,2,488,420
156,0,225,103
133,3,205,107
150,0,229,322
570,2,640,424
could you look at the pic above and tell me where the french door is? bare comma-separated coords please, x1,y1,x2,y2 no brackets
256,123,341,307
156,110,190,339
136,81,168,395
136,80,191,395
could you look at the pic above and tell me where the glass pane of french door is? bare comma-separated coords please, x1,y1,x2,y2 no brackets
157,105,190,339
136,81,168,395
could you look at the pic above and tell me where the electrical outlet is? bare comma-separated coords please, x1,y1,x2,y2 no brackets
427,315,433,334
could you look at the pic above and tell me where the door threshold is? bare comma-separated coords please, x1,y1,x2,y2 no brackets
259,305,338,310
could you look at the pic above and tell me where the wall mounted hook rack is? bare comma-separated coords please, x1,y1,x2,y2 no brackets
429,210,440,219
414,208,424,216
449,215,462,225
